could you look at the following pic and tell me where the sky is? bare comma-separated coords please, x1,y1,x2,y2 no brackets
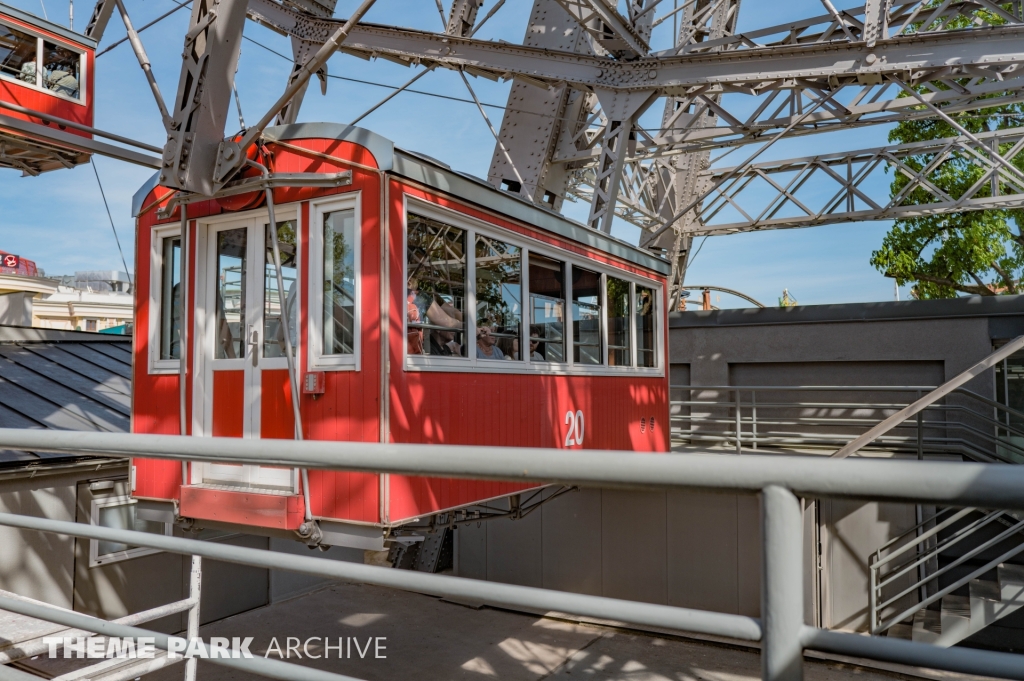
0,0,915,308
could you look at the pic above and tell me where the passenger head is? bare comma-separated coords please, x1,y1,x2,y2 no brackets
476,326,497,348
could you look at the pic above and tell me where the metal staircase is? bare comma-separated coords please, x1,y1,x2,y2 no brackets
872,509,1024,647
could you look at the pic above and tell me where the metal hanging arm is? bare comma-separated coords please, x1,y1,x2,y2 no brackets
113,0,173,130
217,0,378,185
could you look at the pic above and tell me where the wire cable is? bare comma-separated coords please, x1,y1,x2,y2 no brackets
97,0,192,57
242,34,507,111
90,159,133,286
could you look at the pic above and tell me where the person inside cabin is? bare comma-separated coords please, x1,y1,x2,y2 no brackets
528,325,545,361
497,336,518,360
406,286,424,355
45,61,79,98
18,60,35,85
409,288,466,356
476,326,504,360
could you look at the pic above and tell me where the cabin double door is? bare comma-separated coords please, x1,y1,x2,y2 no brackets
195,214,300,493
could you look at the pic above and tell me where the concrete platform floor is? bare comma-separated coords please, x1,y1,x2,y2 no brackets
110,582,934,681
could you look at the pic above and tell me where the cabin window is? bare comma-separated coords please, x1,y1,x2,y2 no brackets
528,253,566,363
43,40,80,98
606,276,631,366
309,197,359,370
404,202,662,374
407,213,468,358
571,266,602,365
321,209,356,356
159,236,181,361
475,235,522,361
215,228,247,360
263,221,298,358
636,284,657,368
0,23,37,85
89,496,170,567
0,21,83,101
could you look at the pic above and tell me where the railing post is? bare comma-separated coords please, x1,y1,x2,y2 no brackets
736,389,742,454
185,555,202,681
762,485,804,681
752,391,758,451
869,554,878,634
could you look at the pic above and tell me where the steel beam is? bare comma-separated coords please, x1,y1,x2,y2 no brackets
690,126,1024,234
162,0,251,195
762,486,804,681
244,8,1024,95
552,0,652,58
485,0,595,209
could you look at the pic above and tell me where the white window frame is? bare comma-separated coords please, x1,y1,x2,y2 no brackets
149,223,182,374
307,193,361,371
0,19,87,105
89,495,172,568
402,196,665,377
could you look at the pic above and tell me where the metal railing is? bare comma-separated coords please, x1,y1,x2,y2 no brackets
869,506,1024,636
670,385,1024,463
0,429,1022,680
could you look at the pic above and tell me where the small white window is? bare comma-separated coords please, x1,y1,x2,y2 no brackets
150,226,183,374
89,496,171,567
309,195,361,370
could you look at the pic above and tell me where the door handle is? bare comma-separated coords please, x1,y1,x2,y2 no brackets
248,325,259,367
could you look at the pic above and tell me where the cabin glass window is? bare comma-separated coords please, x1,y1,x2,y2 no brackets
0,24,37,86
263,221,298,358
407,213,468,358
215,228,247,359
571,267,602,365
528,253,565,363
636,284,657,368
159,236,181,360
475,235,522,361
322,209,356,356
42,40,80,99
90,496,169,567
606,276,631,366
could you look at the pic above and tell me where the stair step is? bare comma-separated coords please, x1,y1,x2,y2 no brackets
939,594,972,646
999,563,1024,603
970,578,1002,602
886,623,913,640
912,609,941,644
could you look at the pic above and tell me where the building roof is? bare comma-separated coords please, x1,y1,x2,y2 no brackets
133,123,671,276
0,325,130,467
670,294,1024,329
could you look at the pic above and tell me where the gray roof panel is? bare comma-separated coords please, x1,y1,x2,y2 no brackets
0,328,132,467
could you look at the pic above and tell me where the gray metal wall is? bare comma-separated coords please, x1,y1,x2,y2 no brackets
455,488,765,617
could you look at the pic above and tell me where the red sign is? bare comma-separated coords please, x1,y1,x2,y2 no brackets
2,254,18,269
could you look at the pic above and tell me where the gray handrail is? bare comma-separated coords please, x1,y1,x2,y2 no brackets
833,336,1024,458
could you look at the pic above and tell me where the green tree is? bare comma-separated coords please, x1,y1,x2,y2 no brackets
870,3,1024,297
870,103,1024,297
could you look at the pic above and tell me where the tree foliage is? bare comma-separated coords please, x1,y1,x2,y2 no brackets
870,5,1024,297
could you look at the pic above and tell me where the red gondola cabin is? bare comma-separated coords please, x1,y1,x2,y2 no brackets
130,124,670,549
0,2,94,173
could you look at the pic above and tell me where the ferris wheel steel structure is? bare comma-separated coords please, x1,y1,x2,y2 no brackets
15,0,1024,305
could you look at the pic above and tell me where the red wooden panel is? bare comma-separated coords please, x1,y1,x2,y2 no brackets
260,369,294,439
212,370,245,438
180,486,304,530
132,458,182,500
